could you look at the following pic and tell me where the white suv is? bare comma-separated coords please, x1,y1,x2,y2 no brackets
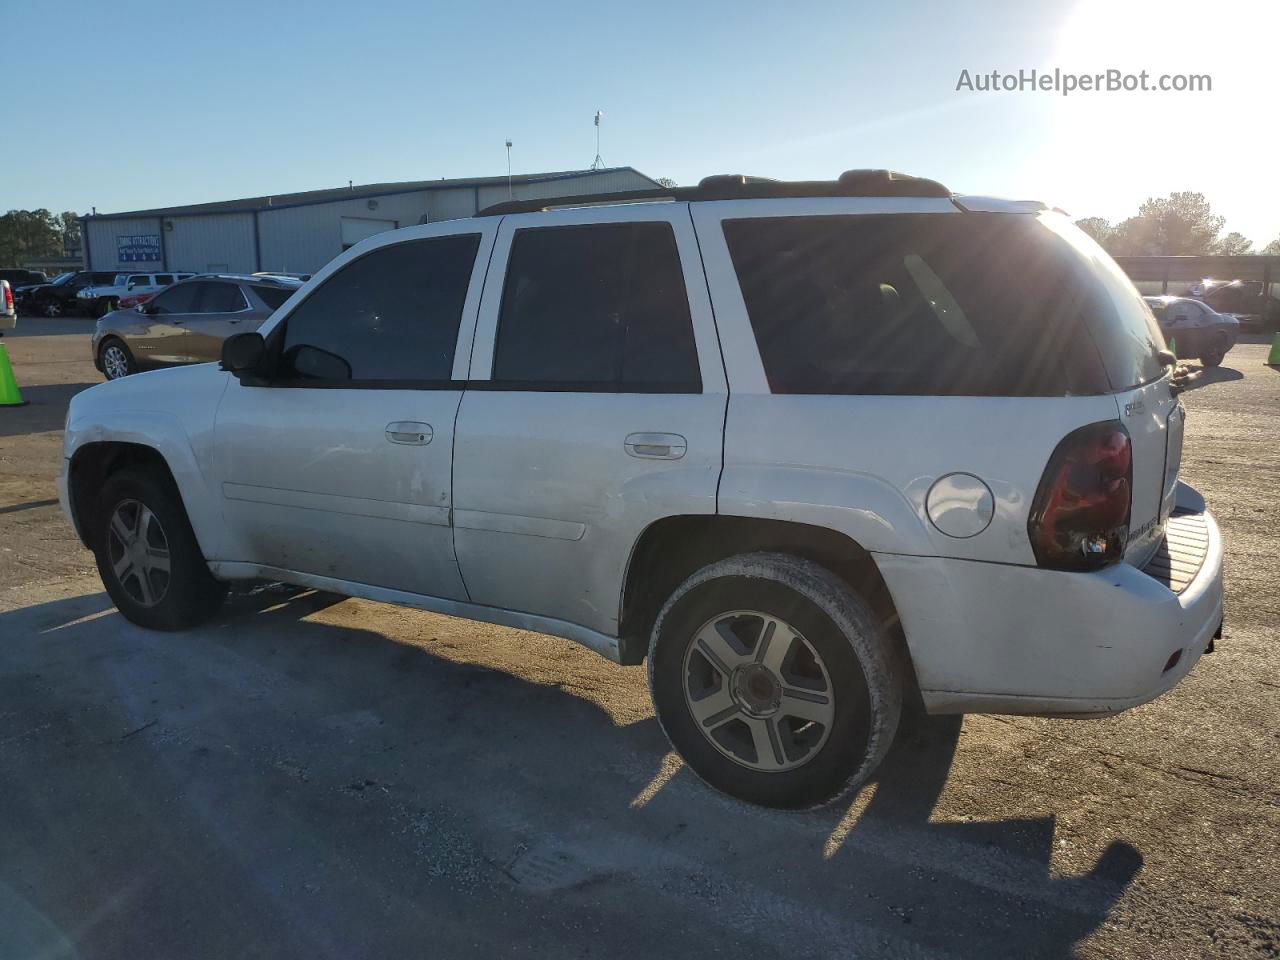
58,171,1224,809
77,272,195,315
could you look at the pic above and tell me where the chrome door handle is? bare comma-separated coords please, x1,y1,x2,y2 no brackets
386,421,433,445
624,432,686,460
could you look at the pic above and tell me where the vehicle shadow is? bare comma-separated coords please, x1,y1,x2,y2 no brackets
0,382,97,438
0,588,1142,960
1177,364,1244,392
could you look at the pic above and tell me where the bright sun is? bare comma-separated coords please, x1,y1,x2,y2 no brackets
1043,0,1277,232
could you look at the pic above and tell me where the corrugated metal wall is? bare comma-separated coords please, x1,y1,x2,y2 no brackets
257,191,431,274
165,214,256,273
87,170,659,276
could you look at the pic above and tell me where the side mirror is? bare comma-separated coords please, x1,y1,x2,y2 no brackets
221,332,269,383
139,303,158,315
1157,349,1177,367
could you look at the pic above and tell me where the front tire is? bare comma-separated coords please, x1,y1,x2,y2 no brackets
42,299,62,318
99,338,138,379
648,553,903,809
93,468,227,630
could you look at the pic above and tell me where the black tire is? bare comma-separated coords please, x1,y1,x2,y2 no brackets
1200,335,1228,368
648,552,903,809
92,467,227,630
98,337,138,380
42,299,62,318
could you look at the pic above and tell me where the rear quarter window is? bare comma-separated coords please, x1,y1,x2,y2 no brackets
723,213,1111,397
724,212,1162,397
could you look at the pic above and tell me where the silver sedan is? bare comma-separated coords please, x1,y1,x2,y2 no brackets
93,275,300,380
1143,296,1240,367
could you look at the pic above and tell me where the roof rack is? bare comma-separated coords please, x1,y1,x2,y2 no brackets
477,169,950,216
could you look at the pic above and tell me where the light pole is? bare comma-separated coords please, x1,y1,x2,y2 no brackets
505,140,513,199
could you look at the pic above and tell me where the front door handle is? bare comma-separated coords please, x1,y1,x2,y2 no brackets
386,421,433,445
624,432,686,460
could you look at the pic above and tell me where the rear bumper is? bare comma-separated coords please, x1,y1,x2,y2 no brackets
877,481,1223,716
0,312,15,331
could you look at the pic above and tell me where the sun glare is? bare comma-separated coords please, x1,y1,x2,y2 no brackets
1043,0,1277,233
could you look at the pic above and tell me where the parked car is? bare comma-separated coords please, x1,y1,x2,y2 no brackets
76,272,195,317
118,289,158,310
0,268,47,288
58,171,1223,809
1187,279,1280,333
252,271,312,282
18,270,120,317
1143,296,1239,366
0,280,15,334
92,274,300,379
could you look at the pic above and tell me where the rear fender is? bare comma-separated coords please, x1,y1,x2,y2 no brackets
718,464,934,556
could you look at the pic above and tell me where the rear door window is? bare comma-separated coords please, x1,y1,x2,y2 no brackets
492,222,701,391
723,212,1156,396
200,282,248,313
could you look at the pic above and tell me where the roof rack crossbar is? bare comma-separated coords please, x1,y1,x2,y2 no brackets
477,170,951,216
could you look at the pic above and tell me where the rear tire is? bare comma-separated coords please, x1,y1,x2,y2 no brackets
93,467,227,630
1200,335,1228,368
648,552,903,809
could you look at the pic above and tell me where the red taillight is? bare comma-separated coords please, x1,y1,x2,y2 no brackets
1028,421,1132,571
3,284,12,311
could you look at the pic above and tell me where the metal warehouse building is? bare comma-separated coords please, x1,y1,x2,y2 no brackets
80,167,659,276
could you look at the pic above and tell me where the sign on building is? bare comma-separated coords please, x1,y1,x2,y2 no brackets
117,234,161,263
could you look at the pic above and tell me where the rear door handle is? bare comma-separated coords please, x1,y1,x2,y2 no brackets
624,432,686,460
386,421,433,445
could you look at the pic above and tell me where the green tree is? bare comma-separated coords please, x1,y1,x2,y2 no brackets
1105,192,1226,256
654,177,677,188
1262,236,1280,256
0,209,63,266
58,211,81,254
1214,231,1254,255
1074,217,1114,247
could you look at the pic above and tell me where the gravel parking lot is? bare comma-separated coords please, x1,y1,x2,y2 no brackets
1,320,1277,959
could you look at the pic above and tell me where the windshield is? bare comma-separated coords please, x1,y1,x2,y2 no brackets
50,273,74,286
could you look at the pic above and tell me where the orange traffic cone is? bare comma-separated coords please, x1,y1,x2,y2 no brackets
0,343,27,406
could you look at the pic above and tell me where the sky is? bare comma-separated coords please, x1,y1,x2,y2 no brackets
4,0,1276,246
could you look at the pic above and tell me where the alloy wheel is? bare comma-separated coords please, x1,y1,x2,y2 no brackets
682,610,835,772
105,499,171,607
102,344,130,379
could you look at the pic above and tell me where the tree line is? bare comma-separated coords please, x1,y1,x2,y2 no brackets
0,210,82,267
1075,192,1280,257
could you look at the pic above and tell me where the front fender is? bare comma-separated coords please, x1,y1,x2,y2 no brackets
64,368,230,559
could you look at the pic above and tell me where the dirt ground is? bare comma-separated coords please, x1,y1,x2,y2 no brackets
0,320,1276,959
